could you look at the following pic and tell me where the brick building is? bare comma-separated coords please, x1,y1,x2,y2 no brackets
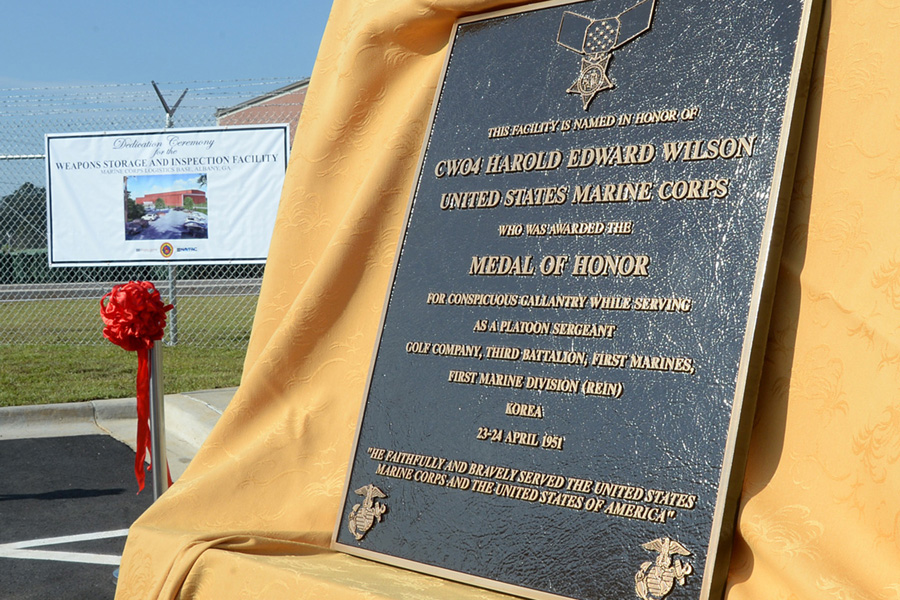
136,189,207,209
215,79,309,145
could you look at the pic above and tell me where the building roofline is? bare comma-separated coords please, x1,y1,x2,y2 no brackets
215,79,310,119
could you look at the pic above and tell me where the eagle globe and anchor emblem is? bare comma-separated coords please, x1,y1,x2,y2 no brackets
347,484,388,541
634,537,693,600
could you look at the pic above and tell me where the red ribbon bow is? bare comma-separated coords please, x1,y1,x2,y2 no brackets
100,281,174,492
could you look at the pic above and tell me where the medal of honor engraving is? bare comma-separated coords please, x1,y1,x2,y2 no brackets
558,0,656,109
334,1,821,599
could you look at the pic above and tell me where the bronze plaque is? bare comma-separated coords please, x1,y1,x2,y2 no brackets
333,1,820,599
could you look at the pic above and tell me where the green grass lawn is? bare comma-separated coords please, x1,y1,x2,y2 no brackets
0,295,254,407
0,344,245,407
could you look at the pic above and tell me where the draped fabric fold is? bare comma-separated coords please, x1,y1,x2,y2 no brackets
115,1,900,598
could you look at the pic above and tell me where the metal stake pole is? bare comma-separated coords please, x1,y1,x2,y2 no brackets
148,343,169,500
115,343,168,582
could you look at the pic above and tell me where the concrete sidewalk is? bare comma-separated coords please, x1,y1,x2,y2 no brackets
0,388,235,480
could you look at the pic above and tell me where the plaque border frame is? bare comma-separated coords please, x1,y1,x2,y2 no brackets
332,1,824,598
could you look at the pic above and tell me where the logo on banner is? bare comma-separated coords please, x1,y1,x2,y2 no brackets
556,0,656,110
159,242,174,258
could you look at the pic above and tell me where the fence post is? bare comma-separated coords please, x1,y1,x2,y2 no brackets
151,81,188,346
167,265,178,345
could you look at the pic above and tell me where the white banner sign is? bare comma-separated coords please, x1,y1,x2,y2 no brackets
45,125,289,266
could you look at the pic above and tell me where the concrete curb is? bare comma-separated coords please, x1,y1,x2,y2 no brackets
0,400,129,438
92,398,138,421
0,388,236,478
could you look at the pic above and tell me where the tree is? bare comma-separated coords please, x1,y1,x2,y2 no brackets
126,198,146,220
155,197,165,210
123,176,130,225
184,196,194,211
0,183,47,250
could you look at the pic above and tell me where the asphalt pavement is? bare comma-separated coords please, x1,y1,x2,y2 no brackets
0,388,234,599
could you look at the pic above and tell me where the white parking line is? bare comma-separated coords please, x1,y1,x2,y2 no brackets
0,529,129,565
0,548,122,566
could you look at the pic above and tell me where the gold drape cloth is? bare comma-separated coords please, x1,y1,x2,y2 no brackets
115,1,900,598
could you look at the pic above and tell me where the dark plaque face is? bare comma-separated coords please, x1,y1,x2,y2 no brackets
333,1,820,599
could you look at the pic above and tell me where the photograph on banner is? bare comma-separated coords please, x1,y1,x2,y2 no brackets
124,174,209,241
45,124,289,266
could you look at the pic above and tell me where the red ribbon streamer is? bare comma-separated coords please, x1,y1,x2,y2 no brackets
100,281,173,492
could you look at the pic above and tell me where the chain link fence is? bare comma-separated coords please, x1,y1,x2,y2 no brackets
0,79,306,348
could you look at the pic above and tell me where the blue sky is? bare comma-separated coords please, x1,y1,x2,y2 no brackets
0,1,333,87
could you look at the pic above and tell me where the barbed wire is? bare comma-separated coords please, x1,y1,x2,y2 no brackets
0,77,304,93
0,78,308,119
